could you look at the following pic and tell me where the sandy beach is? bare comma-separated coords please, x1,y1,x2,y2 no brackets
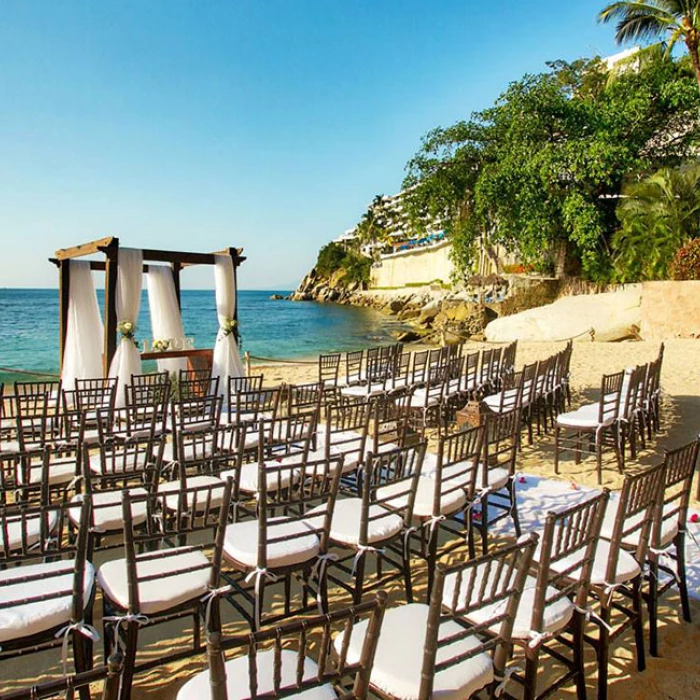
2,338,699,699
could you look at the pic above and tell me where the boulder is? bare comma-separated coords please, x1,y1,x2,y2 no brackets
485,286,642,342
418,301,441,325
394,330,424,343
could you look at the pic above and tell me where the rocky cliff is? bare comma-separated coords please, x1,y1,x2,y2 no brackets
288,268,559,344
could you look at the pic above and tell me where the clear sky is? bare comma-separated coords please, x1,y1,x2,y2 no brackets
0,1,622,291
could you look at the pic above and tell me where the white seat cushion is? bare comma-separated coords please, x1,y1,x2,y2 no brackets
336,603,492,700
98,546,211,615
2,510,59,550
441,462,509,492
19,458,76,486
590,540,642,586
158,476,226,512
340,383,385,398
556,403,611,429
88,451,146,474
376,476,467,519
309,498,403,546
224,517,320,570
598,495,677,550
533,529,641,587
443,573,574,640
177,648,336,700
162,437,218,463
221,458,300,494
410,389,441,408
69,488,149,533
0,560,95,643
307,430,364,473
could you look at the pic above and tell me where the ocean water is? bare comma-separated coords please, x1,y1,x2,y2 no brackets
0,289,409,383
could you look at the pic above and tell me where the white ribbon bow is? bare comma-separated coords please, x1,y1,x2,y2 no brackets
573,603,613,634
54,621,100,677
103,613,150,654
352,545,384,577
200,585,233,633
494,664,523,697
311,553,339,613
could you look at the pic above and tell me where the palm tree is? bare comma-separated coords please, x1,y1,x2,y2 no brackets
612,162,700,280
599,1,700,91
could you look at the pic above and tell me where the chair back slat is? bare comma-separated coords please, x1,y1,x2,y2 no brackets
654,439,699,549
606,463,665,583
598,370,625,425
420,535,538,700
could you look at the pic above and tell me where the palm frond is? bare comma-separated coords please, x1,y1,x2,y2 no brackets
599,2,682,43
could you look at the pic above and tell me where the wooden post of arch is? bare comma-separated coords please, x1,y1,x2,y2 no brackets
57,260,71,371
102,239,119,376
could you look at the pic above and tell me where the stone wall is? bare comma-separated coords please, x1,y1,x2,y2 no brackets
639,281,700,340
370,240,454,289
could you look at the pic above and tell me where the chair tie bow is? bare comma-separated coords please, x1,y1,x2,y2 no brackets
311,553,340,613
200,585,233,633
352,545,384,577
103,613,150,655
54,621,100,677
494,664,523,697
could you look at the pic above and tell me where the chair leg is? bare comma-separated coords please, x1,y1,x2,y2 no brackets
509,480,521,537
523,647,540,700
677,537,692,624
572,612,587,700
479,496,489,555
253,575,267,631
595,433,603,486
595,604,611,700
425,524,439,603
73,628,92,700
554,425,560,475
117,622,139,700
633,577,646,672
352,550,366,606
402,536,414,604
284,573,292,616
647,554,660,658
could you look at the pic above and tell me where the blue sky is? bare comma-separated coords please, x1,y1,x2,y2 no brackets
0,1,622,290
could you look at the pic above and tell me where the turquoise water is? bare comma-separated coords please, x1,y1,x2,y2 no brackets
0,289,408,383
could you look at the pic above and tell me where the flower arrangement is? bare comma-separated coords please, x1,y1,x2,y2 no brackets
152,338,171,352
118,321,136,341
220,318,238,337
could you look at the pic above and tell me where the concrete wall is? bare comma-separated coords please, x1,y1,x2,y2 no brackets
370,240,454,289
639,281,700,340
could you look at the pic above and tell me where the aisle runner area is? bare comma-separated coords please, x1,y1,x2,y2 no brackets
489,473,700,601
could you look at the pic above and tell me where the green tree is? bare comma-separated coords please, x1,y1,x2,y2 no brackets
356,194,389,246
612,162,700,280
599,0,700,92
403,55,699,281
316,242,347,277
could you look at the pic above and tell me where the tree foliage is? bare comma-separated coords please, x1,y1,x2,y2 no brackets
315,242,372,285
612,162,700,280
599,0,700,91
402,54,699,281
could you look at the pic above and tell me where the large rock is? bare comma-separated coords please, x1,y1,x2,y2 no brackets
418,301,441,325
484,286,642,342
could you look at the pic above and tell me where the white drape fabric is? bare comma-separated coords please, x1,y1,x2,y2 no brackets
61,261,104,393
212,254,244,398
147,265,187,375
108,248,144,407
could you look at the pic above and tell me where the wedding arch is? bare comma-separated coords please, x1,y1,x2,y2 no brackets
50,236,246,402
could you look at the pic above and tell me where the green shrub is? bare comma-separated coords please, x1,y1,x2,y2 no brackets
316,242,347,277
315,242,371,286
670,239,700,280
